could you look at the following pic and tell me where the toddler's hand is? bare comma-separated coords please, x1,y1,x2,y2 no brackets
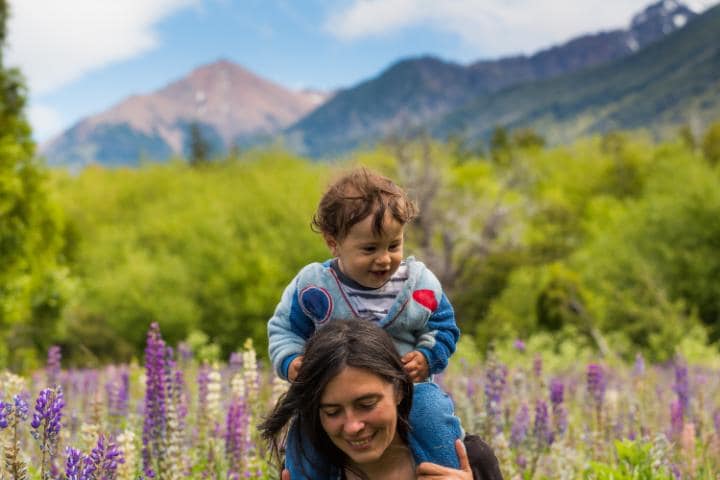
401,350,429,382
288,355,304,382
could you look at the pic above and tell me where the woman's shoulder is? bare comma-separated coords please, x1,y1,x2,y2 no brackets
464,435,504,480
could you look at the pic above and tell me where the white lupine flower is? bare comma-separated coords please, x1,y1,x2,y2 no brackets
242,339,258,403
0,371,26,397
270,373,288,406
230,371,245,399
206,363,222,430
537,440,583,480
116,429,137,480
491,432,519,480
650,433,673,473
163,399,184,480
79,421,100,452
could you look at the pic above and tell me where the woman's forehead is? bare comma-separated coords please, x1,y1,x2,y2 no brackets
320,366,393,404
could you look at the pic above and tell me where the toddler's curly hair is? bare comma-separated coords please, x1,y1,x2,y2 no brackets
312,167,418,240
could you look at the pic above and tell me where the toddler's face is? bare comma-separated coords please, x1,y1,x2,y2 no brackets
325,213,404,289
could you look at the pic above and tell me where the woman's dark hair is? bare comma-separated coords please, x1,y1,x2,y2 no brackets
259,320,414,477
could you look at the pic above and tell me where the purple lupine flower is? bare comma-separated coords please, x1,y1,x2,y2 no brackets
513,339,526,352
516,454,527,471
174,368,188,428
225,397,248,474
633,353,645,377
14,394,29,421
533,400,552,448
0,401,8,428
177,341,192,363
142,322,168,477
31,387,64,438
533,355,543,379
46,345,62,387
587,363,606,407
549,379,568,437
229,352,243,368
713,409,720,436
466,371,477,399
31,386,65,479
0,395,29,429
670,400,683,438
550,379,564,407
484,355,507,434
106,368,130,421
65,447,83,480
82,434,123,480
510,403,530,447
672,362,689,419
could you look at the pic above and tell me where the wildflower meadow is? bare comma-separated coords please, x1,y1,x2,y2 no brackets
0,323,718,480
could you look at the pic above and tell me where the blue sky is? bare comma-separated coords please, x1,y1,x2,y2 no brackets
6,0,716,142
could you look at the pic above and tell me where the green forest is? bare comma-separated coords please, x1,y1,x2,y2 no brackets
4,118,720,371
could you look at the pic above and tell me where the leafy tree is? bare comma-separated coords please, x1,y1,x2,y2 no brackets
511,127,545,149
489,125,512,165
187,121,211,166
0,0,68,369
701,120,720,166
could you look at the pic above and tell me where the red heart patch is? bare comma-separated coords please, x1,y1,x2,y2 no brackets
412,289,438,312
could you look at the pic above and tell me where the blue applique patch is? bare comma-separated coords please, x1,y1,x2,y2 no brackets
299,286,333,324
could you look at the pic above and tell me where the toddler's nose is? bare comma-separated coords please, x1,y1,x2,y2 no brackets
376,251,391,265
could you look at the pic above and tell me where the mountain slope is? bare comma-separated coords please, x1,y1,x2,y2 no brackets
43,60,328,167
433,4,720,144
285,0,697,157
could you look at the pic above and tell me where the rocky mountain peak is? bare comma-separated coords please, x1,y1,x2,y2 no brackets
629,0,697,49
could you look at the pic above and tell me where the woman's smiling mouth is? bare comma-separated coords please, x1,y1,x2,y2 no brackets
347,434,374,449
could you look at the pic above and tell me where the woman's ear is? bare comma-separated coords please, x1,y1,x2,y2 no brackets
394,383,403,405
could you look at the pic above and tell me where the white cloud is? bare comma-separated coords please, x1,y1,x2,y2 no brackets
5,0,198,96
325,0,717,57
27,104,65,143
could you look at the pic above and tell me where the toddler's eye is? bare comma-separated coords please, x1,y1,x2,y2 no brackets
362,246,376,253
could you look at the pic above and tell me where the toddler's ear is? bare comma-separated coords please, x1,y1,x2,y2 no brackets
323,234,339,255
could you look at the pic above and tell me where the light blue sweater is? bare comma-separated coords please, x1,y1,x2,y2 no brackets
268,257,460,379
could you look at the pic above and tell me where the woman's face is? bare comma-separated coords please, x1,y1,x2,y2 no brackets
319,366,402,467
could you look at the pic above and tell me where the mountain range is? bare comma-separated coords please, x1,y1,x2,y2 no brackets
42,0,717,165
43,61,329,167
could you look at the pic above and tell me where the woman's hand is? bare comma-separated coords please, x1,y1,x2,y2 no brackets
416,439,473,479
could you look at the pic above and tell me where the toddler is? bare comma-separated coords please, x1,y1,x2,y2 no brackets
268,166,463,478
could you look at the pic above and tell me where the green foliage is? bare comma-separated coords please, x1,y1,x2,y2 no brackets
585,440,674,480
489,125,511,165
186,121,211,167
25,108,720,365
511,127,545,149
701,120,720,165
0,0,69,370
53,150,330,362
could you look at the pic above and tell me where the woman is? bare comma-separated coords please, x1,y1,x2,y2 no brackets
259,320,503,480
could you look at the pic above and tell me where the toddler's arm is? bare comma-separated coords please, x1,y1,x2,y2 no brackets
268,274,315,380
401,350,430,382
415,292,460,375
